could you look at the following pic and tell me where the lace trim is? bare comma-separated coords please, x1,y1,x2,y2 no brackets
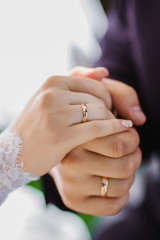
0,129,39,204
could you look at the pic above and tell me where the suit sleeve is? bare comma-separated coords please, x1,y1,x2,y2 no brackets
95,1,137,86
95,1,153,159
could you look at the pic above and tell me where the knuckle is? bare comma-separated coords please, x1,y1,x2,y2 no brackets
124,158,135,177
122,148,142,178
97,83,106,95
109,195,129,215
130,128,140,147
37,90,53,110
38,88,60,109
135,147,142,169
44,75,59,88
112,137,125,158
120,179,132,194
38,90,52,108
110,200,122,215
99,86,112,109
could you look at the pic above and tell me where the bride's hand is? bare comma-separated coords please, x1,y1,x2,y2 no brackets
10,73,132,176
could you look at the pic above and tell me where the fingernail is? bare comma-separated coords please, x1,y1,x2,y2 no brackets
132,106,146,122
96,67,109,76
122,120,133,128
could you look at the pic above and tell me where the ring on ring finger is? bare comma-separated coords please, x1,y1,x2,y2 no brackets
101,176,109,197
81,104,88,123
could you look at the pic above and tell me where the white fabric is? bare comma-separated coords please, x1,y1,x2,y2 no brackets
0,129,39,204
0,186,91,240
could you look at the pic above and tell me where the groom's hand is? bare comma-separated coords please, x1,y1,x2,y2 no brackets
70,66,146,125
102,78,146,125
50,127,141,216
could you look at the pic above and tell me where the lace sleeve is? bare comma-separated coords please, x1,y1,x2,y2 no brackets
0,129,39,204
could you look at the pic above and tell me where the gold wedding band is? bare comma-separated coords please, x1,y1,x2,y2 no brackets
101,176,109,197
81,104,88,123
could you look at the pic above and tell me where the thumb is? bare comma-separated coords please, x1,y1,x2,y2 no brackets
102,78,146,126
69,66,109,81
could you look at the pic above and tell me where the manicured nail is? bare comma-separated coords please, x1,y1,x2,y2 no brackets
122,120,133,128
96,67,109,76
132,106,146,122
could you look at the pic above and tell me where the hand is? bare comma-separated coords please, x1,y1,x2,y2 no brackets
69,66,109,82
10,72,131,176
102,78,146,125
70,66,146,125
49,67,143,216
50,127,141,216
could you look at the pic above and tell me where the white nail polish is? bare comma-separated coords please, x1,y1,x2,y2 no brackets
122,120,133,128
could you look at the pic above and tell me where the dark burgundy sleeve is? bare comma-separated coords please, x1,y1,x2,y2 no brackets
94,1,154,159
95,1,137,86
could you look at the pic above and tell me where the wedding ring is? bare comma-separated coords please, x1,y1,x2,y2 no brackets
81,104,88,123
101,176,109,197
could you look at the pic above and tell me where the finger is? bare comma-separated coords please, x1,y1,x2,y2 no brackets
64,90,106,106
68,194,129,216
67,104,115,126
69,66,109,81
83,127,140,158
45,76,112,109
80,175,134,198
40,88,106,107
68,148,141,179
102,78,146,125
66,119,133,150
88,148,141,179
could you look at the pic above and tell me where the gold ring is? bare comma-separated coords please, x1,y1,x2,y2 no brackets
81,104,88,123
101,176,109,197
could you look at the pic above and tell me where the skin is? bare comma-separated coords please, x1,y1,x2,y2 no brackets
10,68,132,177
49,66,146,216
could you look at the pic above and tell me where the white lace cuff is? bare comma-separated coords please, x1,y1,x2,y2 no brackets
0,129,39,204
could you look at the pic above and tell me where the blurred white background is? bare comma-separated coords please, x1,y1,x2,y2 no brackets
0,0,108,129
0,0,108,239
0,185,92,240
